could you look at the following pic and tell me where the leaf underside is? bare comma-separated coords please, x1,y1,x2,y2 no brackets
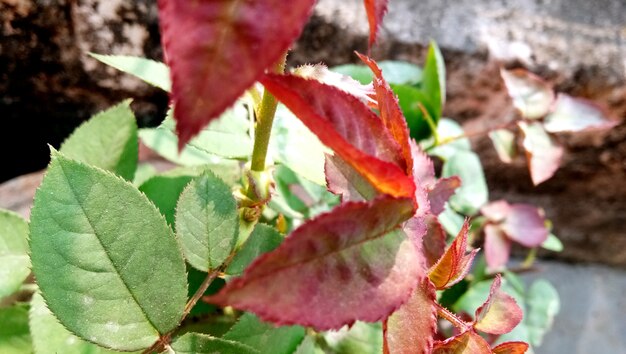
158,0,316,147
207,196,423,330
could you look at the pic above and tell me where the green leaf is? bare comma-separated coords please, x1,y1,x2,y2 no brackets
541,233,564,252
438,204,466,236
132,163,158,187
226,224,283,276
175,171,239,271
489,129,517,164
427,118,471,160
526,280,560,346
443,151,488,215
422,41,446,119
0,210,30,300
324,321,383,354
30,292,120,354
331,61,422,86
29,152,188,351
0,305,31,354
391,84,438,141
89,53,171,92
60,100,138,181
453,278,525,318
170,332,259,354
223,313,305,354
139,103,251,164
293,336,325,354
271,104,329,185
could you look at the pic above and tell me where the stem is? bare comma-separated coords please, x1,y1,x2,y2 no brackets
429,119,519,151
435,302,471,331
249,53,288,172
522,248,538,268
418,102,440,146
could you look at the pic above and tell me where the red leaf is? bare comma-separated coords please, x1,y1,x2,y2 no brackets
433,330,492,354
480,200,511,223
206,196,424,330
484,224,512,271
474,275,523,335
502,204,548,247
325,154,377,201
358,53,413,173
261,74,415,199
363,0,389,48
519,121,564,185
421,215,447,268
293,63,376,106
383,279,437,354
158,0,315,148
410,141,436,185
492,341,529,354
500,68,555,120
428,220,478,290
428,177,461,215
543,94,618,133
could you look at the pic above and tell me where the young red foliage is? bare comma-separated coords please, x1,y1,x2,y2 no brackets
206,196,425,330
428,220,478,290
383,279,437,354
158,0,315,148
363,0,389,48
418,215,447,268
473,275,523,335
261,73,415,199
492,342,530,354
433,330,492,354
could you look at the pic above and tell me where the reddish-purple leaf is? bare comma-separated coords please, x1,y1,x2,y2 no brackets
158,0,315,148
543,94,618,133
429,177,462,215
293,63,376,106
500,68,555,120
474,275,523,335
433,330,492,354
484,224,512,271
492,341,529,354
363,0,389,48
421,215,447,268
502,204,548,247
325,154,377,201
410,141,436,185
261,74,415,199
519,121,564,185
480,201,512,223
383,279,437,354
428,220,478,290
206,196,424,330
358,53,413,173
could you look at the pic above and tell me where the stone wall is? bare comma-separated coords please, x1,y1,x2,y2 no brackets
1,0,625,266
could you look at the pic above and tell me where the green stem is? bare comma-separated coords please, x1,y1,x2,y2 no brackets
249,53,288,172
522,248,538,268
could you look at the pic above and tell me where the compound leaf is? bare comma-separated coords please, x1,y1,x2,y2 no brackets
0,210,30,300
176,171,239,271
207,196,421,330
158,0,315,147
29,152,187,351
60,100,138,181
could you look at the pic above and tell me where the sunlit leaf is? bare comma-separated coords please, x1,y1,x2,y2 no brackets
29,152,188,351
526,280,559,346
293,64,375,105
261,74,415,199
176,171,239,271
422,41,446,119
541,233,563,252
543,94,617,133
325,155,378,201
427,119,471,161
363,0,389,48
207,197,421,329
492,341,529,354
484,224,512,271
500,68,554,120
443,151,488,215
60,100,138,181
139,104,251,162
428,220,478,290
474,275,523,335
29,292,120,354
502,204,548,248
0,210,29,300
519,121,563,185
170,332,259,354
432,330,491,354
0,305,31,354
223,313,305,354
158,0,315,147
393,84,437,141
89,54,171,92
332,61,422,86
324,321,383,354
489,129,517,164
384,279,437,354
